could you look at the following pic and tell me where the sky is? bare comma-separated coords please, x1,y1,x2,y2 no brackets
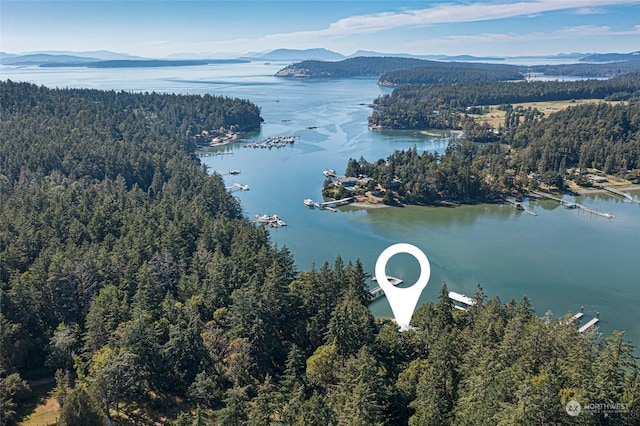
1,0,639,58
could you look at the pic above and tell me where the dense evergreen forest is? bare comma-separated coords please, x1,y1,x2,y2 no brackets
276,57,525,80
1,81,639,425
368,73,640,130
378,64,523,86
275,57,432,78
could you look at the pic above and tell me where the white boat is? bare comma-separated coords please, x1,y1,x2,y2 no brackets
304,198,315,207
229,170,241,175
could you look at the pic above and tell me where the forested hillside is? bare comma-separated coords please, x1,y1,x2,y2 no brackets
369,73,640,130
275,57,431,78
275,56,640,81
1,81,639,425
344,101,640,205
378,64,523,86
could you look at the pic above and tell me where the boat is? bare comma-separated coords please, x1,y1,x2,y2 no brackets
323,169,337,178
304,198,315,208
229,170,241,175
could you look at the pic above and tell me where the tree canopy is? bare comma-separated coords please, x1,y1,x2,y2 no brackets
1,80,638,424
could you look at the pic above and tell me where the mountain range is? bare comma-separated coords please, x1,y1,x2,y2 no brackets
2,48,639,66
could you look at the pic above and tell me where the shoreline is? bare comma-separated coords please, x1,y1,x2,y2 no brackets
575,184,640,195
345,184,640,210
348,202,391,209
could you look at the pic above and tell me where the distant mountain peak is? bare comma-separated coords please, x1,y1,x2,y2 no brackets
249,48,345,61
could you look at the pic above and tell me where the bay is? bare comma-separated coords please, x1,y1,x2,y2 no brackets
2,62,639,348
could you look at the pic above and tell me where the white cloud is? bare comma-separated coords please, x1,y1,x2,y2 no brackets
108,1,640,57
574,7,605,15
309,0,640,37
404,23,640,52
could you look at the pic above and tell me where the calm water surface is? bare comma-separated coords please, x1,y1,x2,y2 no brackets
2,63,639,347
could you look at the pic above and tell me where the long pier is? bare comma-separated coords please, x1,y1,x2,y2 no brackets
600,186,640,204
369,276,403,301
531,191,614,219
319,197,354,208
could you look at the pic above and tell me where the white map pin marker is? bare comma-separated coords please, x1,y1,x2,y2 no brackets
375,243,431,329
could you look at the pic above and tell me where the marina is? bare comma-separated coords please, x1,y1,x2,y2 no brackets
253,214,288,228
243,135,298,149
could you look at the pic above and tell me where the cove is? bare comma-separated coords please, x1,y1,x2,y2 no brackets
3,61,638,349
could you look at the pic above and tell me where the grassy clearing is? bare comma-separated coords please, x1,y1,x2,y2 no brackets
468,99,621,128
19,396,59,426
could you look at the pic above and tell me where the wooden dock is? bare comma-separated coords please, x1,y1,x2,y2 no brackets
369,276,403,301
532,191,614,219
600,186,640,204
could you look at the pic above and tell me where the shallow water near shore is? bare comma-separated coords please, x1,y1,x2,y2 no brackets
3,62,639,349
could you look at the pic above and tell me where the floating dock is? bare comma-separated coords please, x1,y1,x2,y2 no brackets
323,169,337,178
578,312,600,333
369,276,403,301
227,183,249,191
571,307,585,322
449,291,477,311
505,197,537,216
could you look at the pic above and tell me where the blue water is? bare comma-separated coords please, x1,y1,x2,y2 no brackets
2,62,639,349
